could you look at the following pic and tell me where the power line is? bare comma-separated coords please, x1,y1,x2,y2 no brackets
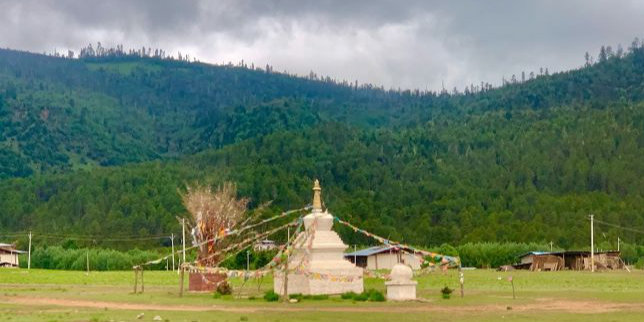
1,207,309,243
0,232,174,242
586,217,644,235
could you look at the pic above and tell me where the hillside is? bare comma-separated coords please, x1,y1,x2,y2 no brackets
2,44,644,249
0,48,426,177
2,46,644,177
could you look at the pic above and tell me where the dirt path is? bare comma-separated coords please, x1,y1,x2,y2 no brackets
3,295,644,314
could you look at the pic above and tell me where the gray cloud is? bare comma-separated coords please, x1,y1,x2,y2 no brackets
1,0,643,90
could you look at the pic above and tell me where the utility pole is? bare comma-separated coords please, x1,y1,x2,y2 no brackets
247,250,250,271
182,218,186,264
590,214,595,272
618,236,621,252
28,231,32,270
282,257,289,302
459,270,464,298
86,250,90,275
171,233,175,272
550,241,553,252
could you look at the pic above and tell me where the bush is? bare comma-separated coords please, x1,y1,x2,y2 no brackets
341,291,357,300
441,286,453,299
342,289,385,301
456,242,552,268
25,246,169,270
263,290,279,302
368,289,385,302
309,294,329,300
635,258,644,269
286,293,329,301
216,281,232,295
289,293,303,301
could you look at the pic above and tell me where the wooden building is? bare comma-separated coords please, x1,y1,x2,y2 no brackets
0,243,26,268
345,245,423,270
515,251,624,271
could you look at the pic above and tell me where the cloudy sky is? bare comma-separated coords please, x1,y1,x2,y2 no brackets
1,0,643,90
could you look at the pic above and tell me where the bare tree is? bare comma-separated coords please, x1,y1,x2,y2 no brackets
181,182,250,266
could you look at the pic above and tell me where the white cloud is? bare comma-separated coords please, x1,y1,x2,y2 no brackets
1,0,643,90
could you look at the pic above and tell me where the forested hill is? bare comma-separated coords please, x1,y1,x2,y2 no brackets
2,43,644,250
0,47,426,177
2,45,644,177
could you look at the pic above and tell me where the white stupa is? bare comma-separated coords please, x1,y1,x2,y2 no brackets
274,180,364,295
385,264,417,301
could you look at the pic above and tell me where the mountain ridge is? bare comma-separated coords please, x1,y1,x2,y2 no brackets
2,44,644,249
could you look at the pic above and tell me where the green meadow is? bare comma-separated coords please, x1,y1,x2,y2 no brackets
2,268,644,321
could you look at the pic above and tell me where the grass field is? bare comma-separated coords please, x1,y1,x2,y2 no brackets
2,268,644,321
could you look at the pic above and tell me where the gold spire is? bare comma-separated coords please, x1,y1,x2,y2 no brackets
312,179,322,211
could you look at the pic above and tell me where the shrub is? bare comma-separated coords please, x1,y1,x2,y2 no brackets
263,290,279,302
289,293,303,301
341,291,357,300
455,242,552,268
441,286,453,299
368,289,385,302
309,294,329,300
25,246,168,271
216,281,232,295
343,289,385,301
635,258,644,269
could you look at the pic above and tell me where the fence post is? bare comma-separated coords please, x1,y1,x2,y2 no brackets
141,268,144,293
133,268,138,294
179,266,185,297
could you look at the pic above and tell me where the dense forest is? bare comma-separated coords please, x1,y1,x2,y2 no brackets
2,40,644,256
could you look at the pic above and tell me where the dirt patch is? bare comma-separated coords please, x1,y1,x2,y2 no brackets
3,295,644,314
520,297,642,314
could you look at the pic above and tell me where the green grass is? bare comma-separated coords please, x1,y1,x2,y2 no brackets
2,268,644,321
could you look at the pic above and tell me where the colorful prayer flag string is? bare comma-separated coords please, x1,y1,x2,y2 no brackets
334,216,461,268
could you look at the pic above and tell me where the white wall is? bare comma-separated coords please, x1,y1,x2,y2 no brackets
0,253,19,266
366,252,422,270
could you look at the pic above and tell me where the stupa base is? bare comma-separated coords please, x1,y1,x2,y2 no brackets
385,281,417,301
274,267,363,295
188,272,226,292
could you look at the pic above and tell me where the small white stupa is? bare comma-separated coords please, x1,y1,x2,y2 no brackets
385,264,417,301
274,180,363,295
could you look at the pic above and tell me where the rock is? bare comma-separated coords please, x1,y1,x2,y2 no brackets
136,312,145,319
289,299,298,303
153,316,162,321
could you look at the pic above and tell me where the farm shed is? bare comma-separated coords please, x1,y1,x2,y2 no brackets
0,243,26,268
253,239,277,251
345,245,423,270
515,251,624,271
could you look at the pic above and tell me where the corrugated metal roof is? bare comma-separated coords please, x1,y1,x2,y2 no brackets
518,250,620,258
0,243,26,253
345,245,395,257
